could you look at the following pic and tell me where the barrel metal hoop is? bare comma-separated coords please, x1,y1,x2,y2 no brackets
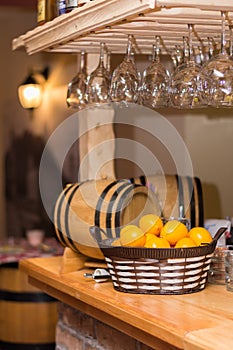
187,176,196,228
194,177,204,227
109,182,137,238
129,177,135,184
64,183,83,252
175,174,184,218
94,180,118,240
54,183,76,248
0,340,55,350
0,290,56,303
139,175,147,186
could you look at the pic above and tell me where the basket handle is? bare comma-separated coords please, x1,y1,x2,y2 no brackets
89,225,107,243
212,226,227,244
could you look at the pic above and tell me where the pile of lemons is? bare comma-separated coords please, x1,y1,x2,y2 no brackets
113,214,212,248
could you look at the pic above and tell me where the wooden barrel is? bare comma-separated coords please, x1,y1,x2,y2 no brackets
130,174,203,228
0,263,57,350
53,179,160,259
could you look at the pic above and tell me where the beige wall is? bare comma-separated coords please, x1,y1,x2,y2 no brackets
0,6,232,241
183,109,233,219
161,109,233,219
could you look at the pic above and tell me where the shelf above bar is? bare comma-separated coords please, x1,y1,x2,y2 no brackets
12,0,233,55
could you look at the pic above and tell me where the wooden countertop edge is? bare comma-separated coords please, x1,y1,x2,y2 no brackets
183,324,233,350
19,256,233,350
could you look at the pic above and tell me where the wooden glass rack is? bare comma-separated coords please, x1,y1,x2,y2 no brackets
12,0,233,55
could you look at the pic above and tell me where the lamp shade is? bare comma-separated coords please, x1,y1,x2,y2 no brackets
18,74,43,109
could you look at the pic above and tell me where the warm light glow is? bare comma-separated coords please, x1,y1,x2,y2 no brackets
18,83,43,109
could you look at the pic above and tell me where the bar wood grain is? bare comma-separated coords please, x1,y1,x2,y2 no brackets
20,256,233,350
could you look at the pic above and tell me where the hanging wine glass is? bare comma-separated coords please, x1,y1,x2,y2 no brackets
171,45,183,70
206,37,215,61
106,49,112,80
170,25,209,109
197,37,215,66
86,42,110,105
110,35,140,104
229,25,233,57
140,36,170,108
66,50,87,109
202,11,233,107
195,45,205,66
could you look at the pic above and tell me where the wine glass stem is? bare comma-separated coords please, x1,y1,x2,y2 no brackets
182,36,189,63
80,50,86,72
221,11,227,55
99,42,105,67
152,36,160,62
106,50,111,74
230,25,233,56
126,35,133,59
207,37,214,58
188,24,194,61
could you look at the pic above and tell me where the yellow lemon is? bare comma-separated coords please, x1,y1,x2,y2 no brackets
120,225,139,235
144,235,170,248
188,227,212,246
160,219,188,245
139,214,163,235
175,237,197,248
144,233,157,244
120,225,146,247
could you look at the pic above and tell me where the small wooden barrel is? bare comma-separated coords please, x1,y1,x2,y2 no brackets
0,263,57,349
54,179,160,259
130,174,203,228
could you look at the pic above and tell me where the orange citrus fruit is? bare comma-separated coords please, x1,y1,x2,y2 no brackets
139,214,163,235
175,237,196,248
144,235,170,248
120,225,146,247
188,227,212,246
144,233,157,244
160,219,188,245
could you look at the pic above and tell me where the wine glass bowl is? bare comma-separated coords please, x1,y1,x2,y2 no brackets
170,60,209,109
201,11,233,107
140,63,170,108
202,53,233,107
140,37,170,108
66,50,88,109
110,35,140,104
170,30,209,109
86,42,111,106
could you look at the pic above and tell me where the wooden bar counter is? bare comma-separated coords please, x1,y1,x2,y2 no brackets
20,255,233,350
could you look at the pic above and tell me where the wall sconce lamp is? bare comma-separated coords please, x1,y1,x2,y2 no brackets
18,67,49,111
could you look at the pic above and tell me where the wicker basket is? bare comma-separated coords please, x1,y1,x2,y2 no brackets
91,226,227,295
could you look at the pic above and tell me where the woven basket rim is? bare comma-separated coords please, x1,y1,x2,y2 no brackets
100,239,215,259
97,227,227,260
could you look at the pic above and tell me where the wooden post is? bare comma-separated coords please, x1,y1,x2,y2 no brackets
78,53,116,182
